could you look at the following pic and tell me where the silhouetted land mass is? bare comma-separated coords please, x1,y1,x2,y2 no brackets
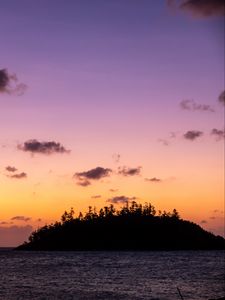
17,202,225,250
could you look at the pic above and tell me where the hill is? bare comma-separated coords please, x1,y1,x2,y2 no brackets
16,202,225,250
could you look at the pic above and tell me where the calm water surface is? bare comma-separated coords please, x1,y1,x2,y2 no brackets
0,250,224,300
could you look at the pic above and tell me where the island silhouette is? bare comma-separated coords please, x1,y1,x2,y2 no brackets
17,201,225,250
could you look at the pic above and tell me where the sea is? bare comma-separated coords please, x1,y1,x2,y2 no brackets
0,249,224,300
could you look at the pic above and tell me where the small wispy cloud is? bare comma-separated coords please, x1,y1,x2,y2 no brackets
183,130,203,140
112,153,121,163
180,99,214,112
18,139,70,155
211,128,225,141
200,220,207,224
118,166,142,176
74,167,112,186
91,195,102,199
158,139,170,146
145,177,162,183
107,195,136,204
76,179,91,187
109,188,118,193
0,69,27,95
0,221,13,225
9,172,27,179
11,216,31,222
5,166,17,172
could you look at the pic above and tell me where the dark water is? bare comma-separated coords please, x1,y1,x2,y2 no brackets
0,250,224,300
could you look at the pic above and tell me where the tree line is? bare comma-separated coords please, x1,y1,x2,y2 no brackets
17,201,225,250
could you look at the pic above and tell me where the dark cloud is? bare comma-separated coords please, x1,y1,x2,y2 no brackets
0,69,8,92
211,128,225,140
180,0,225,18
18,139,70,155
183,130,203,140
145,177,162,183
9,172,27,179
91,195,102,199
118,166,142,176
168,0,225,18
218,91,225,106
74,167,112,186
5,166,17,172
0,69,27,95
76,167,112,180
0,225,33,247
11,216,31,222
107,195,136,204
180,99,214,112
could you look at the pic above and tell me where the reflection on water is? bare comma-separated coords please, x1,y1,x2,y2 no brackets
0,250,224,299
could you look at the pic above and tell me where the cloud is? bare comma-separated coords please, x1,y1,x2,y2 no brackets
112,153,121,163
180,99,214,112
158,133,178,146
74,167,112,186
213,209,224,214
180,0,225,18
211,128,225,140
109,188,118,193
9,172,27,179
118,166,142,176
158,139,170,146
145,177,162,183
168,0,225,18
183,130,203,140
0,221,13,225
77,179,91,187
5,166,17,172
0,225,33,247
91,195,101,199
170,132,177,138
200,220,207,224
0,69,27,95
5,166,27,179
107,195,137,204
11,216,31,222
18,139,70,155
0,69,8,92
218,91,225,106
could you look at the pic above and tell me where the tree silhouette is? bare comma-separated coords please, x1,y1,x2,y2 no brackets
17,201,225,251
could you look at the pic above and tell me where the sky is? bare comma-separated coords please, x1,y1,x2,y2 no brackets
0,0,224,247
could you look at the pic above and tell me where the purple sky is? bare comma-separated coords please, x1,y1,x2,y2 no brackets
0,0,224,246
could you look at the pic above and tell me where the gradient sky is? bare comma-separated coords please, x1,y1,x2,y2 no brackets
0,0,224,246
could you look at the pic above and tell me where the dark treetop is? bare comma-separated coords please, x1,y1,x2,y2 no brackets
17,202,225,250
